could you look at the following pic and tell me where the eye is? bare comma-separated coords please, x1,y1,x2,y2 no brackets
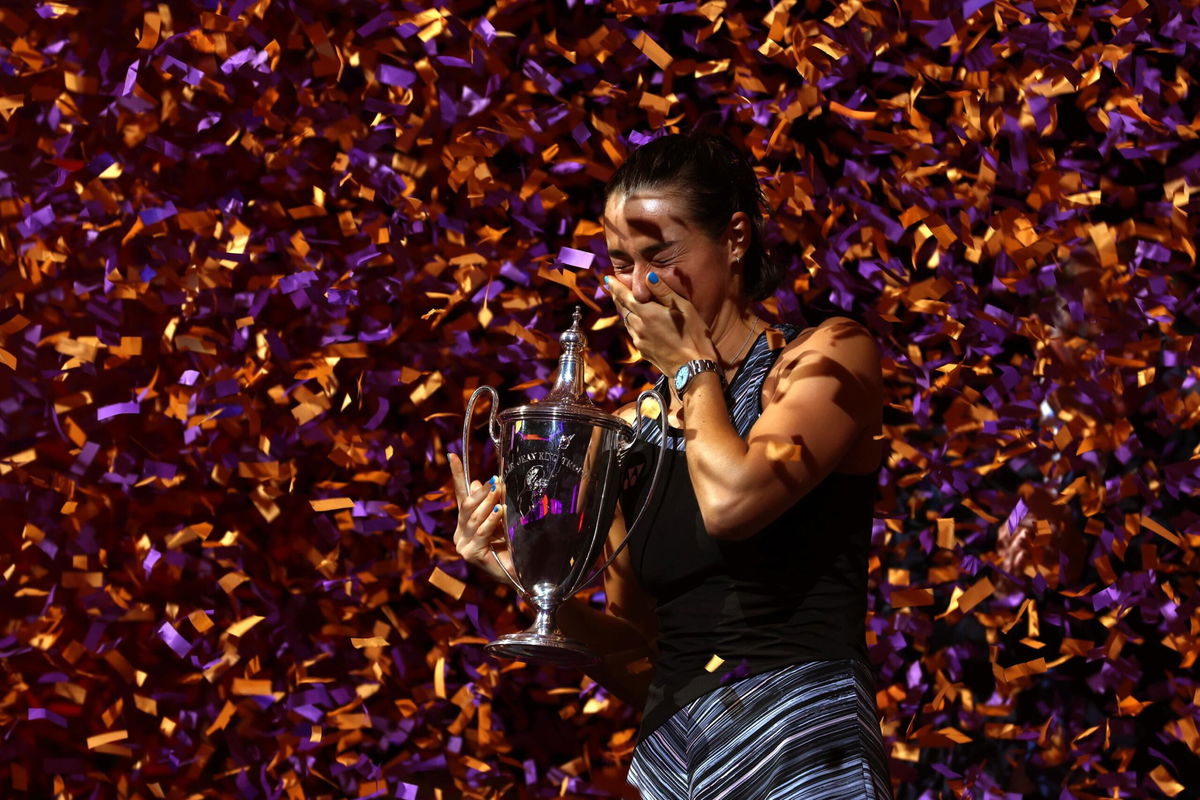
610,261,633,274
649,247,679,267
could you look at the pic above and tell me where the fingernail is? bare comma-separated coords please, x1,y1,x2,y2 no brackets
603,275,610,286
493,505,501,513
647,272,659,284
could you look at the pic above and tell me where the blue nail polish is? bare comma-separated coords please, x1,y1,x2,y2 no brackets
493,505,500,513
604,275,610,286
648,272,659,284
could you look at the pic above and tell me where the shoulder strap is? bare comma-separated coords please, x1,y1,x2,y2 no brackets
728,324,802,437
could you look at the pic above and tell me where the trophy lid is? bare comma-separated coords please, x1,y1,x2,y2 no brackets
500,307,624,431
542,307,595,407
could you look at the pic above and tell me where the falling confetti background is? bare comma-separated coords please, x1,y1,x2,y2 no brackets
1,0,1198,797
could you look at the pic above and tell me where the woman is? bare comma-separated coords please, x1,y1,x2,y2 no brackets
449,132,891,799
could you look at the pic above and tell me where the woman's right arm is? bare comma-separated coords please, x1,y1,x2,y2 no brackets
448,452,656,708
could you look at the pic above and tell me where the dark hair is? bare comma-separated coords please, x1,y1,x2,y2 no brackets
604,132,782,301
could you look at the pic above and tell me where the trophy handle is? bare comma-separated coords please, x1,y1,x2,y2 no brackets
567,389,669,596
462,386,526,595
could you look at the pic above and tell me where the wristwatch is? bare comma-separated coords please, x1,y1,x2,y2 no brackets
672,359,724,397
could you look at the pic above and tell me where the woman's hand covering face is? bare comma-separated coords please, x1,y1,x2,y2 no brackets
604,272,717,380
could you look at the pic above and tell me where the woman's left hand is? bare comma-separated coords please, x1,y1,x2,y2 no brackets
604,273,718,379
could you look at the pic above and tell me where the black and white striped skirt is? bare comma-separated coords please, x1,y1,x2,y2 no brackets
628,659,892,799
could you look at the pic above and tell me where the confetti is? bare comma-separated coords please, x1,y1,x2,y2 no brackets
86,730,129,750
224,616,265,638
428,566,467,600
0,0,1195,797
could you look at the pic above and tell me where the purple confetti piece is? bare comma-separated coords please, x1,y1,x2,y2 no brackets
377,63,417,88
157,622,193,657
556,246,594,269
28,708,68,727
97,401,140,421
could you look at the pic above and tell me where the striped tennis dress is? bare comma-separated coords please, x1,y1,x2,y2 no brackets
618,324,892,799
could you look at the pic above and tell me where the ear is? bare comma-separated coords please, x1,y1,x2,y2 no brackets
727,211,751,263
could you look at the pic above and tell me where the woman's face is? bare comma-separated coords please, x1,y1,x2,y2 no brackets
602,187,738,324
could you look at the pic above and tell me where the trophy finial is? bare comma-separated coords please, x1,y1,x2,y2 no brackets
559,306,586,352
544,307,593,406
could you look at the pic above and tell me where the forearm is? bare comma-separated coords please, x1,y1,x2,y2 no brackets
557,597,654,708
677,373,757,537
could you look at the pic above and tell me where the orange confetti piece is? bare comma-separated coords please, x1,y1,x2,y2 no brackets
87,730,129,749
309,497,355,511
226,615,265,638
1171,716,1200,751
232,678,273,696
351,636,388,648
205,701,236,735
938,578,993,618
428,566,466,600
188,610,214,633
936,518,956,549
955,577,994,614
830,100,877,121
460,755,492,773
1117,695,1151,716
1141,515,1184,547
332,713,371,730
136,11,160,50
1149,765,1185,797
936,726,972,744
110,337,143,357
0,96,24,122
434,656,446,699
890,588,934,607
1001,658,1048,681
218,572,249,594
632,32,673,70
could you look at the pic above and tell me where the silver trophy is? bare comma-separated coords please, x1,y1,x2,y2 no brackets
461,308,668,666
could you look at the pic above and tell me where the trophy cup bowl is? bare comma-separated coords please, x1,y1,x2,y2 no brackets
461,309,668,667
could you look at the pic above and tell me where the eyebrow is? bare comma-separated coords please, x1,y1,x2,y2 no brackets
607,241,678,261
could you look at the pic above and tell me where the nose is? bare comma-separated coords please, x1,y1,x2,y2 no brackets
630,263,653,303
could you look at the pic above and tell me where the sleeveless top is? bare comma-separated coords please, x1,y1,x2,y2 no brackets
618,324,877,741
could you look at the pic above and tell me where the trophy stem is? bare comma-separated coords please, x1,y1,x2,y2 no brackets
484,583,598,667
531,605,556,639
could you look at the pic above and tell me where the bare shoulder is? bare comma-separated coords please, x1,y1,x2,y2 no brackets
762,318,881,413
775,317,880,378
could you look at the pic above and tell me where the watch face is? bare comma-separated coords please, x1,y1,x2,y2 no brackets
673,366,688,392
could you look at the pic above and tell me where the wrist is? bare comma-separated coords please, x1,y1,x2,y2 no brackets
666,346,717,381
671,358,724,399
